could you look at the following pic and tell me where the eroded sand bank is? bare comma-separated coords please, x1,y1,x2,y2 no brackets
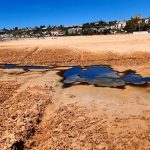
0,35,150,149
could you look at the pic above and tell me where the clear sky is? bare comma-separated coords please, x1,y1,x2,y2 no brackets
0,0,150,29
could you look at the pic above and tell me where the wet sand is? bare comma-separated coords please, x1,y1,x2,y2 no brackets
0,35,150,149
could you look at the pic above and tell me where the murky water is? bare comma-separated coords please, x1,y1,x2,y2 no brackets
62,66,150,87
1,64,150,88
0,64,49,70
121,72,146,85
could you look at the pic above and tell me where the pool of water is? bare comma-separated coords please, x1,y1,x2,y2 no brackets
62,66,150,87
1,64,150,88
0,64,49,70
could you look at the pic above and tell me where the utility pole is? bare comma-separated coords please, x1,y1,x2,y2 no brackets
137,13,142,32
139,21,141,32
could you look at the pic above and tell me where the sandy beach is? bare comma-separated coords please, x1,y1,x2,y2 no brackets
0,34,150,149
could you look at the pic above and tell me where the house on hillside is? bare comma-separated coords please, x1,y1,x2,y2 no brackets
68,27,82,35
0,33,13,40
68,28,76,34
115,21,126,29
41,27,48,30
97,26,108,34
143,18,150,24
50,30,59,36
110,25,116,29
50,30,65,36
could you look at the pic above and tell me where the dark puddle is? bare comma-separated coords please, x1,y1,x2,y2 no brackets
1,64,150,88
61,66,150,88
0,64,49,71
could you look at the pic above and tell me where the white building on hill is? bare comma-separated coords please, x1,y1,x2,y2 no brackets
115,21,126,29
143,18,150,24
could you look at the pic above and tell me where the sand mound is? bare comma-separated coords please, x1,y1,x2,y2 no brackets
27,103,150,150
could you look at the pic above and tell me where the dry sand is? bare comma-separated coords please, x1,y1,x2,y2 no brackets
1,34,150,53
0,35,150,150
0,34,150,66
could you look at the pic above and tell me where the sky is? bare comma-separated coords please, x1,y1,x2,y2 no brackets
0,0,150,29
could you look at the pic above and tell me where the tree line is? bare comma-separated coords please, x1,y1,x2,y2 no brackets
0,17,150,38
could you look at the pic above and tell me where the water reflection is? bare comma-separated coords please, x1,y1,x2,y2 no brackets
62,66,150,88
